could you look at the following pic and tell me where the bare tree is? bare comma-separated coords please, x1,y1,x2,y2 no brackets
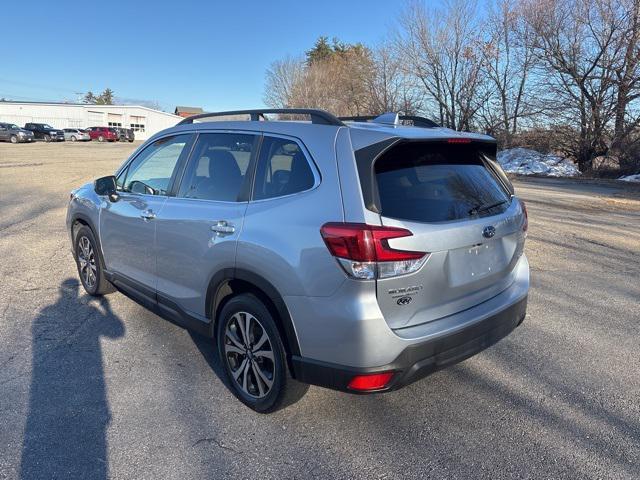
610,0,640,169
396,0,488,130
263,56,306,108
479,0,538,144
365,45,423,115
523,0,630,170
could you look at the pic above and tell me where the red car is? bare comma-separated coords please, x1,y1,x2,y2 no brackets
86,126,119,142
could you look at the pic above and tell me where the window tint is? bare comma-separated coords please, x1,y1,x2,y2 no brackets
120,134,192,195
253,136,315,200
374,142,510,223
178,133,257,202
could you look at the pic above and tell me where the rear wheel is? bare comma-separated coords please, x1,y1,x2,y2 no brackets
71,135,77,142
44,134,51,142
216,294,308,413
10,135,17,144
73,225,114,296
98,135,104,142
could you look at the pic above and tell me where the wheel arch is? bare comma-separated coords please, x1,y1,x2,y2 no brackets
207,269,301,360
70,213,107,268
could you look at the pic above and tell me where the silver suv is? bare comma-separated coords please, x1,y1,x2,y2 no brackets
67,109,529,412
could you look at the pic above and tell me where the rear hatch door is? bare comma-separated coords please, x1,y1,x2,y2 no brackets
372,140,526,329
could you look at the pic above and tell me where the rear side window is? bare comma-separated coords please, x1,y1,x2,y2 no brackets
374,142,510,223
253,136,315,200
177,133,258,202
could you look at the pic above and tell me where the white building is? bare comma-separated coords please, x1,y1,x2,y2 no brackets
0,101,182,140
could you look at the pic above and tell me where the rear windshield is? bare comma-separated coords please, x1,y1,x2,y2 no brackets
374,142,511,223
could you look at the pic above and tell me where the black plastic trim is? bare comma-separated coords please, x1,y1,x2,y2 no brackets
291,296,527,393
205,268,301,357
104,271,213,337
178,108,345,126
339,115,440,128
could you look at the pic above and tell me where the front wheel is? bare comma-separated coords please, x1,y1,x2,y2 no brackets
73,225,114,296
70,135,77,142
216,294,308,413
98,135,104,142
44,134,51,142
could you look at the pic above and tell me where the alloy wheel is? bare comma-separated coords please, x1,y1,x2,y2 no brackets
224,312,275,398
77,236,97,288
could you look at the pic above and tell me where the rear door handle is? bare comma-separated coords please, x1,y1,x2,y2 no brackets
211,220,235,235
140,209,156,220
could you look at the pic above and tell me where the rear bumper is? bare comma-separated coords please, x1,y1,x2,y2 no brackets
292,294,527,393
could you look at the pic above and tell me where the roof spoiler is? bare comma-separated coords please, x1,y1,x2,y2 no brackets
339,113,440,128
177,108,345,126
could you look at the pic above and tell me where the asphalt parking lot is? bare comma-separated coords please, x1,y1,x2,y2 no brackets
0,141,639,479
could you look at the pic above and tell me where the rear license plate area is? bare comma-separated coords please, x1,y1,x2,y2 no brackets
447,240,505,286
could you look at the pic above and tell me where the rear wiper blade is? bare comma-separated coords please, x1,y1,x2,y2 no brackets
468,200,508,216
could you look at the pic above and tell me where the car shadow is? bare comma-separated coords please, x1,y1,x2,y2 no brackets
20,278,124,480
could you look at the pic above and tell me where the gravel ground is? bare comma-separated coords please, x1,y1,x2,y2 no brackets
0,141,639,479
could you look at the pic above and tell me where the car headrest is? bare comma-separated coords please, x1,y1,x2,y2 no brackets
208,150,241,182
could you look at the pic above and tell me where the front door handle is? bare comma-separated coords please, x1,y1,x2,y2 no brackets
140,209,156,220
211,220,235,235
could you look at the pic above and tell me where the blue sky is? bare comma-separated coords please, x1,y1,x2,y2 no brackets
2,0,415,112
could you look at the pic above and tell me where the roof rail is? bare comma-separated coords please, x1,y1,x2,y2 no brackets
339,114,440,128
178,108,345,126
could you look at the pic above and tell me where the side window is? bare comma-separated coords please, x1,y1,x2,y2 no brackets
177,133,257,202
253,136,315,200
120,134,192,195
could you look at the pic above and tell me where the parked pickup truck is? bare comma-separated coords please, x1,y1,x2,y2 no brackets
24,123,65,142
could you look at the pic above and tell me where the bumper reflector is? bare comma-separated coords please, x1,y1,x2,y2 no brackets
347,372,394,391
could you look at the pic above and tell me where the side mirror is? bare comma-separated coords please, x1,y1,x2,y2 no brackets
94,175,119,201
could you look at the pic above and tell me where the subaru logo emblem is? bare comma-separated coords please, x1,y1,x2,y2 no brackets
482,226,496,238
397,296,412,306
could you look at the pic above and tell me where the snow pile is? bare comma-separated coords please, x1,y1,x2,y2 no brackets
497,148,580,177
618,174,640,183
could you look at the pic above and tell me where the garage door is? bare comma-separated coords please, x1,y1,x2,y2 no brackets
107,113,123,127
87,111,103,125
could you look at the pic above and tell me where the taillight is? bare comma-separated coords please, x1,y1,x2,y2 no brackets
520,200,528,233
320,223,428,280
447,137,472,144
347,372,395,391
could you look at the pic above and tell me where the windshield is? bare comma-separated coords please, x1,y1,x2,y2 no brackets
9,124,19,130
42,124,54,129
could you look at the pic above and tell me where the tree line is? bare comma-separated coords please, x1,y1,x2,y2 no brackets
264,0,640,173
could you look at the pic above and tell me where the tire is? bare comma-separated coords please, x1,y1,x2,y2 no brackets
128,139,134,143
73,225,114,296
10,135,17,144
44,134,51,143
98,135,104,142
71,135,77,142
216,293,308,413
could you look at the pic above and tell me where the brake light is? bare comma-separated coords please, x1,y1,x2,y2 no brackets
320,223,428,279
348,372,394,391
447,137,472,144
520,200,528,233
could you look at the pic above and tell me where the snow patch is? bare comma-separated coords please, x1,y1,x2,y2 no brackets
497,148,580,177
618,174,640,183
